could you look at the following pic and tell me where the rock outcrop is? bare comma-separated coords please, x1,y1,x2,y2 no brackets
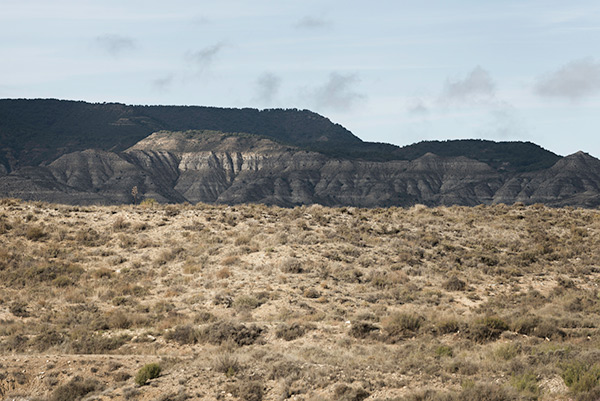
1,131,599,208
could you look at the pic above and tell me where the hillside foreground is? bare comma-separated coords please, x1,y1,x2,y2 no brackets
1,199,600,400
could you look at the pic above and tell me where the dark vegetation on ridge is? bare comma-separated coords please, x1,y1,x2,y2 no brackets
0,98,559,173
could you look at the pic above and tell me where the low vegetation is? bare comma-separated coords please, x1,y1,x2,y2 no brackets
1,198,600,400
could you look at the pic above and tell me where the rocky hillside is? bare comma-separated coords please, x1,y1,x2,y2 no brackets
1,129,599,207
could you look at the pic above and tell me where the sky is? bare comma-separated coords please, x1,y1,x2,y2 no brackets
2,1,600,157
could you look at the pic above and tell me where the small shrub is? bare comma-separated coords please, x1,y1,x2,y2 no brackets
113,371,131,382
112,216,130,230
228,380,264,401
467,316,509,343
303,288,321,298
280,258,303,273
233,295,263,310
511,371,539,398
9,300,29,317
332,383,370,401
165,325,199,345
349,321,379,339
436,318,461,335
458,382,518,401
269,360,302,380
511,315,540,336
25,225,46,240
276,323,307,341
533,320,565,340
68,331,128,354
443,276,466,291
200,321,264,346
52,275,74,287
140,198,157,207
213,353,241,377
561,361,600,394
216,267,232,279
435,345,454,358
495,343,521,361
382,312,423,340
49,377,102,401
135,363,161,386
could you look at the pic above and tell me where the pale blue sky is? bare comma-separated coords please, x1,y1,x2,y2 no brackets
2,1,600,157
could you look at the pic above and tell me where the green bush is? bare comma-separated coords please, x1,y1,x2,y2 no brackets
435,345,454,358
135,363,161,386
495,343,521,361
511,371,539,398
562,361,600,393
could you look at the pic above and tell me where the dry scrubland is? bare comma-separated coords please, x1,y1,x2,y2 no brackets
1,199,600,401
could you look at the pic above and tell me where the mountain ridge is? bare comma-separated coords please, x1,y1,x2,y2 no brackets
0,98,559,173
1,99,598,208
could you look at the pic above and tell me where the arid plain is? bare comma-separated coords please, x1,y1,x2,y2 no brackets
1,199,600,401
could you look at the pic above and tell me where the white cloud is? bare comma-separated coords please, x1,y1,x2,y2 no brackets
295,16,331,30
310,72,365,112
186,43,225,74
534,58,600,101
95,34,136,58
152,74,174,92
440,66,495,103
407,98,429,115
254,72,281,104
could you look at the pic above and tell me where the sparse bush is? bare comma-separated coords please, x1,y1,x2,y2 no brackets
495,343,521,361
135,363,161,386
466,316,509,343
9,300,29,317
213,353,241,377
165,325,199,345
333,383,370,401
511,371,539,398
140,198,157,207
269,360,302,380
511,315,540,336
233,295,263,310
112,216,130,230
114,371,131,382
303,288,321,298
200,321,264,346
435,318,461,335
561,361,600,394
32,327,64,352
228,380,264,401
443,276,466,291
216,267,232,279
280,258,303,273
382,312,423,340
49,377,102,401
276,322,307,341
435,345,453,358
349,321,379,339
458,382,518,401
68,331,128,354
533,320,565,340
25,225,46,240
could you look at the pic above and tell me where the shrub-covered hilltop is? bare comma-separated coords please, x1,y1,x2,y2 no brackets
0,98,559,172
1,199,600,400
